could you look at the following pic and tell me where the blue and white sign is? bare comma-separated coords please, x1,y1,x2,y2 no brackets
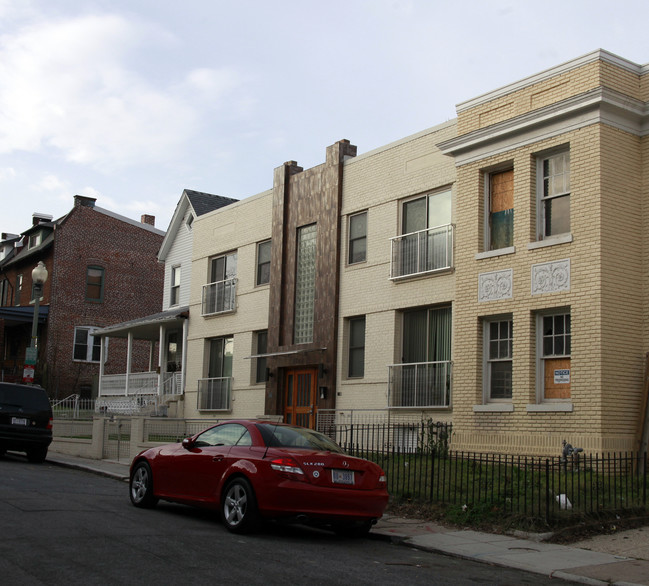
554,369,570,384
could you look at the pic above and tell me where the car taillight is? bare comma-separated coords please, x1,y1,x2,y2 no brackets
270,457,306,480
47,417,53,430
378,469,387,487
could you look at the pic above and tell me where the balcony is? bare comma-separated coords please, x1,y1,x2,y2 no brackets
197,377,232,411
390,224,454,280
202,278,237,316
388,361,452,408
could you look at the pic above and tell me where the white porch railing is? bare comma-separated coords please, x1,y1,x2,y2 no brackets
201,278,237,316
388,361,452,408
162,372,183,396
197,377,232,411
100,372,158,396
390,224,454,279
96,395,159,415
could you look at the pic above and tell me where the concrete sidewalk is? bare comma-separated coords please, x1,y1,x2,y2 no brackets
373,515,649,586
47,451,649,586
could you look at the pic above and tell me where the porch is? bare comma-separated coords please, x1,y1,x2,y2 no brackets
94,307,189,416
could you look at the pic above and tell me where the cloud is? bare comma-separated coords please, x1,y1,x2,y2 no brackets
184,68,242,103
0,12,245,172
0,166,16,181
35,174,67,191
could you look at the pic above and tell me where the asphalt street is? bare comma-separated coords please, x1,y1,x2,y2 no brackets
0,454,569,585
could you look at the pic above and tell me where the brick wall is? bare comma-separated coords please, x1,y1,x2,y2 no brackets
46,204,164,397
448,54,648,454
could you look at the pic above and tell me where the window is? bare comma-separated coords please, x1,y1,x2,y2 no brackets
28,232,42,249
198,336,233,410
170,266,181,306
538,311,571,399
210,252,237,283
255,330,268,384
15,274,22,306
348,212,367,264
166,331,180,372
538,150,570,239
348,316,366,378
390,306,452,407
0,279,8,306
86,266,104,302
392,189,452,278
256,240,271,285
203,252,237,314
194,423,251,447
294,224,317,344
484,318,512,400
209,336,233,379
186,214,194,231
488,169,513,250
73,327,102,362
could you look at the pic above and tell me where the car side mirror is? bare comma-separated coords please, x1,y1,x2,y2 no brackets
182,437,194,450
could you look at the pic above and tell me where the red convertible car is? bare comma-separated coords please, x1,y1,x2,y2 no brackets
129,420,389,535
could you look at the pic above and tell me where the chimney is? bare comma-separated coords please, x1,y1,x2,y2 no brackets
141,214,155,227
74,195,97,208
32,213,53,225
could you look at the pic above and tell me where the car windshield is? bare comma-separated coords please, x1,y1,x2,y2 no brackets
256,423,344,453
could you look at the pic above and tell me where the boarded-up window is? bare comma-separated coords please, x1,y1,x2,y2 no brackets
490,170,514,250
541,313,571,399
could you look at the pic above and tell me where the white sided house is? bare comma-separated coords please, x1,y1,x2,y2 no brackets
95,190,237,416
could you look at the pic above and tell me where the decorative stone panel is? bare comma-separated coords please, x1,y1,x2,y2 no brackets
478,269,513,302
531,259,570,295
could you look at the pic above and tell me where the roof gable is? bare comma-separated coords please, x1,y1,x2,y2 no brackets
158,189,238,261
185,190,238,217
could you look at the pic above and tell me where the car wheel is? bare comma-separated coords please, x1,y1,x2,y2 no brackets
130,461,158,508
26,446,48,463
221,477,260,534
334,520,373,538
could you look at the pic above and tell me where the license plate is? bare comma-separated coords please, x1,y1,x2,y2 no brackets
11,417,28,426
331,469,355,485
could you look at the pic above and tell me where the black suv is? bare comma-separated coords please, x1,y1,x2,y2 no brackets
0,382,53,463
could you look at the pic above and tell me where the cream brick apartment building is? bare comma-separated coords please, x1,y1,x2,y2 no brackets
183,49,649,456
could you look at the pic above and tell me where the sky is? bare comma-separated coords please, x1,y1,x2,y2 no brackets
1,0,648,236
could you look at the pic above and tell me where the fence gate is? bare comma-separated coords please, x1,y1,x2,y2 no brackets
102,418,132,462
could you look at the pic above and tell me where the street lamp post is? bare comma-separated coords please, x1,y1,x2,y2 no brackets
23,261,49,385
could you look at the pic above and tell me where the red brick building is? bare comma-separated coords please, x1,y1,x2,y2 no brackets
0,195,164,398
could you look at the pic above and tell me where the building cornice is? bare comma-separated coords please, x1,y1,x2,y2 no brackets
438,87,648,166
456,49,647,114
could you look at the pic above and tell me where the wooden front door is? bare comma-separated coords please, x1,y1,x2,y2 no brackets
284,368,318,429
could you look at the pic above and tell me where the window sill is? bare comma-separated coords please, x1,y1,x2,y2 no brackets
475,247,515,260
526,403,573,412
346,260,367,268
473,403,514,412
527,234,573,250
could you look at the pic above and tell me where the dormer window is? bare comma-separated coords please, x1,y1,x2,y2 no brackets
28,232,42,249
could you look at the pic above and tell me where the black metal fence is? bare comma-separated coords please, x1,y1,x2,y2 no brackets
329,421,648,524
